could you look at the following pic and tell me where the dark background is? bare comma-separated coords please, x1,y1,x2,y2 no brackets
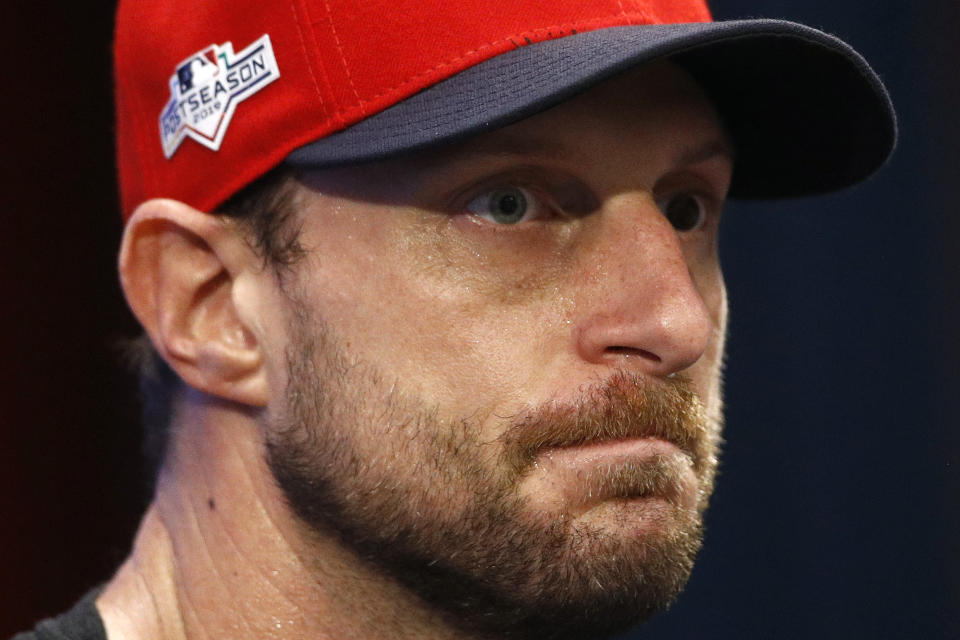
1,1,956,638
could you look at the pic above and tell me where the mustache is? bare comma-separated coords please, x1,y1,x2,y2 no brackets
497,371,709,477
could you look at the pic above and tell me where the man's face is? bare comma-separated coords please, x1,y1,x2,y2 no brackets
258,62,731,638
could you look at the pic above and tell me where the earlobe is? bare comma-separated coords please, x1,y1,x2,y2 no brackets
119,199,269,407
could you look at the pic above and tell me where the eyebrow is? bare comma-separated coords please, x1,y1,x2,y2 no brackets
675,138,736,167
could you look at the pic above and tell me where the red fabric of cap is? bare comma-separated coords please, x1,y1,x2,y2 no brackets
114,0,711,218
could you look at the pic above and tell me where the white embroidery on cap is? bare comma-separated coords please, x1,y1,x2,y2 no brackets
159,34,280,158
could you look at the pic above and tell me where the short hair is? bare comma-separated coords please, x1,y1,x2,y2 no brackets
128,165,302,476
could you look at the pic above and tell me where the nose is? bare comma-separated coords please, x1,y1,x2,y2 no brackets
573,195,713,378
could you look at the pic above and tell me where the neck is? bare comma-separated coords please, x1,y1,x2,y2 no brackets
96,394,466,640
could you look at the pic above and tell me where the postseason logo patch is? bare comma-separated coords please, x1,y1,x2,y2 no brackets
160,34,280,158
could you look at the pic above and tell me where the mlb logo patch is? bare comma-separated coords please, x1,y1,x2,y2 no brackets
159,34,280,158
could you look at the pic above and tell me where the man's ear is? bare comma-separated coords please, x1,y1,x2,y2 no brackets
119,198,269,407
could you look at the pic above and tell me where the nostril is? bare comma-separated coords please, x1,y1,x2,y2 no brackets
604,346,662,362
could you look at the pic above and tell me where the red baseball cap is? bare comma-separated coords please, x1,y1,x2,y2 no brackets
114,0,896,218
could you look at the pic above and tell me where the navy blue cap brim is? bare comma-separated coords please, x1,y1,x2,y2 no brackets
286,20,896,199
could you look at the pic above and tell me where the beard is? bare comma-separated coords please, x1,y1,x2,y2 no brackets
266,302,721,640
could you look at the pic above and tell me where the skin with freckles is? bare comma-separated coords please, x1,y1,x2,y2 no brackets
100,61,732,640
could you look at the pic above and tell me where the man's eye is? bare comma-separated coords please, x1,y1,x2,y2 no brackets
657,193,708,232
465,187,543,225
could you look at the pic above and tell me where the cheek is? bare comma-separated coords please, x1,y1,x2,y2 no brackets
295,208,576,414
394,223,578,406
675,248,725,399
693,276,727,419
683,242,724,329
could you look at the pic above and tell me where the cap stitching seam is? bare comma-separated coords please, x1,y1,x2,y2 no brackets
299,0,351,126
321,0,366,115
288,0,331,121
615,0,629,20
330,13,667,111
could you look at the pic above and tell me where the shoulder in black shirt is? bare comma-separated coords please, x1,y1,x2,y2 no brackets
11,589,106,640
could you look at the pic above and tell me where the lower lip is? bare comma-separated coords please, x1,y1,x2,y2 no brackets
530,437,697,517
